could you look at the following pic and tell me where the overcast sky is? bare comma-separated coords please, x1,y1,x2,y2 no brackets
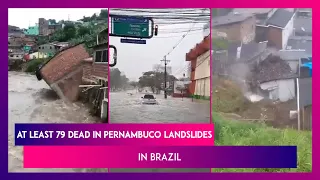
109,9,208,81
8,8,103,29
8,8,209,81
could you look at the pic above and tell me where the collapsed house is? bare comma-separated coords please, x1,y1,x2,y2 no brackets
38,43,90,101
250,55,298,102
36,28,115,122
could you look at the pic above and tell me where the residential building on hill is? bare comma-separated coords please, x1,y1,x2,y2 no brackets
24,25,39,36
212,13,256,43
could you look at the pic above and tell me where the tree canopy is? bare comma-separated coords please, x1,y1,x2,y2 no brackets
138,71,177,93
110,68,129,91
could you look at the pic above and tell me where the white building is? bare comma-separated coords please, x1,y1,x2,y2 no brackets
260,79,296,102
194,50,210,98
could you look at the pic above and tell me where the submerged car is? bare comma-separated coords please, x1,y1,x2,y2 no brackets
141,94,157,105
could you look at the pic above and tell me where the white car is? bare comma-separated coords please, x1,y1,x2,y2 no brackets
141,94,157,105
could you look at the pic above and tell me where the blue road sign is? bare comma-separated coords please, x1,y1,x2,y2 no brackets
120,38,147,44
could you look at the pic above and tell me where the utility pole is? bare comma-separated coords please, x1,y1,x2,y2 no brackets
160,56,170,99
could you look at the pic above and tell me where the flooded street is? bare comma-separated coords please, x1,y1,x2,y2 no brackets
8,72,104,172
109,90,210,172
110,90,210,123
8,72,210,173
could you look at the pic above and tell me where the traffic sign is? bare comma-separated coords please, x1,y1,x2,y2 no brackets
110,14,153,39
120,38,147,44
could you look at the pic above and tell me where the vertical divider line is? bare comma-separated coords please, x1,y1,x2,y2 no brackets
209,8,213,173
107,8,111,173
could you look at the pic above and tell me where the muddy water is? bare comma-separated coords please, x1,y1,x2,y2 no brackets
109,90,211,172
8,72,105,172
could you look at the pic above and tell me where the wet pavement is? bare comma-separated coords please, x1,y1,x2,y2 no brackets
8,72,104,173
110,90,210,123
109,90,211,172
8,72,211,173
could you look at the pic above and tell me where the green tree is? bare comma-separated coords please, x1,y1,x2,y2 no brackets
110,68,121,91
63,24,76,41
77,26,91,37
138,71,177,93
129,81,138,89
99,9,109,19
91,13,97,21
50,29,66,42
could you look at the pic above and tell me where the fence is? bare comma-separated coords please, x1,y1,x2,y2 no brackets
301,105,312,130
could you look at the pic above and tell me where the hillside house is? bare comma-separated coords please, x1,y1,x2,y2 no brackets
255,9,295,49
212,13,256,43
212,40,271,81
251,55,298,102
38,43,90,101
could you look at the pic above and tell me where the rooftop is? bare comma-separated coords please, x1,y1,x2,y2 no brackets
233,8,274,15
227,41,268,62
266,9,295,28
294,17,312,36
211,13,253,27
287,36,312,55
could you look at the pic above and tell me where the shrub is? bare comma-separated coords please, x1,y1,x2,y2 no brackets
212,112,312,172
24,58,49,74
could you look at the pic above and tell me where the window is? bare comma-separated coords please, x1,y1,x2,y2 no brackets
94,49,108,63
50,46,52,49
38,47,41,49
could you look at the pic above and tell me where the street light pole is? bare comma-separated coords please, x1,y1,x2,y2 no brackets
161,56,170,99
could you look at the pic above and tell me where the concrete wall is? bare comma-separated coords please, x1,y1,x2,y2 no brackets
260,78,295,102
282,16,294,49
8,54,23,60
195,50,210,80
29,52,48,59
213,17,256,42
267,26,283,49
195,77,210,97
193,50,210,97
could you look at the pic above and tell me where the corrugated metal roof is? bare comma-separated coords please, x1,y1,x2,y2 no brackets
266,9,294,28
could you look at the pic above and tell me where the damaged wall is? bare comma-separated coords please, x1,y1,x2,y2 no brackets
40,44,90,102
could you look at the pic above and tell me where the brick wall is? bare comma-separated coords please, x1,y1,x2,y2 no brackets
41,44,90,84
82,59,93,80
267,26,282,49
54,67,83,102
92,63,108,80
